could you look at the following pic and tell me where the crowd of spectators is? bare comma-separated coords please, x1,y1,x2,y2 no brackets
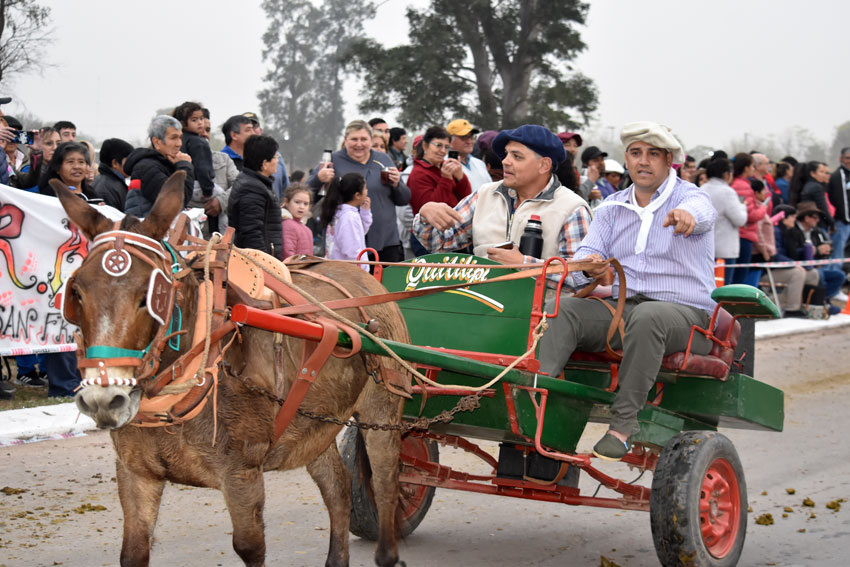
1,93,848,401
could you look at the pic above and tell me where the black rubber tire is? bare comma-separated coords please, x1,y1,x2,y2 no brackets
340,428,438,541
650,431,747,567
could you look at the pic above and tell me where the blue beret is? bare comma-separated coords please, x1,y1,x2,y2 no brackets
493,124,566,165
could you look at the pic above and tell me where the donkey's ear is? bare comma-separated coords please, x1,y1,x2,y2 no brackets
52,179,114,240
142,171,185,240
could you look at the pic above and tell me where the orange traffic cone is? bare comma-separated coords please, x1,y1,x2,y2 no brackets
714,259,725,288
841,293,850,315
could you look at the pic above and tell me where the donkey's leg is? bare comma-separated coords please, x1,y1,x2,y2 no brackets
307,442,352,567
222,466,267,567
116,461,165,567
360,425,403,567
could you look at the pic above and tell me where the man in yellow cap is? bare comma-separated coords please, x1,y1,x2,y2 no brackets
447,119,492,192
539,121,718,461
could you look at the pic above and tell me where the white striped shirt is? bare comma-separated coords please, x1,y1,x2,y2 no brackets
575,176,718,313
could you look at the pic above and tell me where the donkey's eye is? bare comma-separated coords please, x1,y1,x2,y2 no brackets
139,296,147,309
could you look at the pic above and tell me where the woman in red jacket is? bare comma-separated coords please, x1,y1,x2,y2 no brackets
729,152,767,285
407,125,471,255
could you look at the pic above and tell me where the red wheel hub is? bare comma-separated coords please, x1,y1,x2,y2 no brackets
699,458,741,558
398,437,432,522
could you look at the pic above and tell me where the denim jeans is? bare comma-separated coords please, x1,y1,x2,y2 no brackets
42,351,82,398
729,238,753,285
829,220,850,273
818,268,845,299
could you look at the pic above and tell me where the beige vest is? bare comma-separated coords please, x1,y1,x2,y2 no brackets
471,178,590,259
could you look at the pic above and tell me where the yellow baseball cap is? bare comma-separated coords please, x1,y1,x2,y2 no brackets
446,119,479,137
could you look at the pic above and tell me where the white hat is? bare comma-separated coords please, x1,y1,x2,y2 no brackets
604,159,624,175
620,121,685,164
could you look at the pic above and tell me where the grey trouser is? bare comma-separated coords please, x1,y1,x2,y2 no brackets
761,267,819,311
539,294,712,436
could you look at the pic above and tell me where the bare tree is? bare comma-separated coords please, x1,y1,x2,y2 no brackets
0,0,53,84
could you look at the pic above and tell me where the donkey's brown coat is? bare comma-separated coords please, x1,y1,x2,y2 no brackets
54,174,408,567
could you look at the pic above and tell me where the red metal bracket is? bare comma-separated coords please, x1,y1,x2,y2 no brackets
357,248,381,282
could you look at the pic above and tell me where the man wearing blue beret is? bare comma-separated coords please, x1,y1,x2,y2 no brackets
412,124,591,265
539,121,718,461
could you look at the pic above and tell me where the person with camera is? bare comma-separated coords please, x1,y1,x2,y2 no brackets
407,126,471,256
307,120,410,262
0,115,35,187
447,119,492,192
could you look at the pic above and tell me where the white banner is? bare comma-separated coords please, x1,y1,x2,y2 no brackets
0,185,124,356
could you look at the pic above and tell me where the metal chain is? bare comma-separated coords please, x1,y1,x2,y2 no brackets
232,370,482,432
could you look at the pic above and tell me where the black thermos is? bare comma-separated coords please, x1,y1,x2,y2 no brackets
519,214,543,258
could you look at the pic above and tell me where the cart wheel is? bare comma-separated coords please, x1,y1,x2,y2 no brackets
340,428,438,541
650,431,747,567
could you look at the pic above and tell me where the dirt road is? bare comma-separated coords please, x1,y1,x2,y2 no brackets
1,329,848,567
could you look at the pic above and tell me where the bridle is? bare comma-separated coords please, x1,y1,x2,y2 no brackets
58,230,184,389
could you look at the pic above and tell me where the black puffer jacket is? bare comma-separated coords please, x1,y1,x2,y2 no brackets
181,130,214,196
123,148,194,216
91,164,128,211
227,169,282,259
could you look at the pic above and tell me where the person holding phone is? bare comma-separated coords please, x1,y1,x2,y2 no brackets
0,115,35,186
307,120,410,263
446,119,492,192
406,126,471,255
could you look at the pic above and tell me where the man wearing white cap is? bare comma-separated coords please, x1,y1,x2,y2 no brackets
599,158,624,198
539,121,717,461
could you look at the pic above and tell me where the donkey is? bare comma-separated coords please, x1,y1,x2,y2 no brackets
54,173,408,567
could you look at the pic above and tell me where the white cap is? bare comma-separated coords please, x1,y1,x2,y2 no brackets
604,159,624,175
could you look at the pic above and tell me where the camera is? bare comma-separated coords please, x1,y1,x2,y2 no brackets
321,149,333,163
448,150,459,160
11,130,35,145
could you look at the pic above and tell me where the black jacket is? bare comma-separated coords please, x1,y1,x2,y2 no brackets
781,223,831,261
828,166,850,224
181,130,214,196
227,169,283,259
38,173,98,200
799,179,834,230
123,148,194,208
91,164,128,211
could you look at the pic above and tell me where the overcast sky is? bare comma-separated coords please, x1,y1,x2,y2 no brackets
3,0,848,155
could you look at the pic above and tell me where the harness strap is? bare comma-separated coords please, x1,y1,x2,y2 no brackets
273,318,338,441
85,345,147,359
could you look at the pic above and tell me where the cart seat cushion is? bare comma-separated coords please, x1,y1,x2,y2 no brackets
568,307,740,380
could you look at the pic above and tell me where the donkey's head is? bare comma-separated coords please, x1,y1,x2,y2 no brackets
55,173,185,428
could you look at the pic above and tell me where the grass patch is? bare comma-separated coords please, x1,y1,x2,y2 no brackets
0,383,72,411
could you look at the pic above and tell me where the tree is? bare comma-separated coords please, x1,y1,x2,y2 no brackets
829,120,850,168
0,0,52,84
344,0,597,131
258,0,373,170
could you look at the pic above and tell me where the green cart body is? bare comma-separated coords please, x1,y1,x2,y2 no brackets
350,253,784,566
